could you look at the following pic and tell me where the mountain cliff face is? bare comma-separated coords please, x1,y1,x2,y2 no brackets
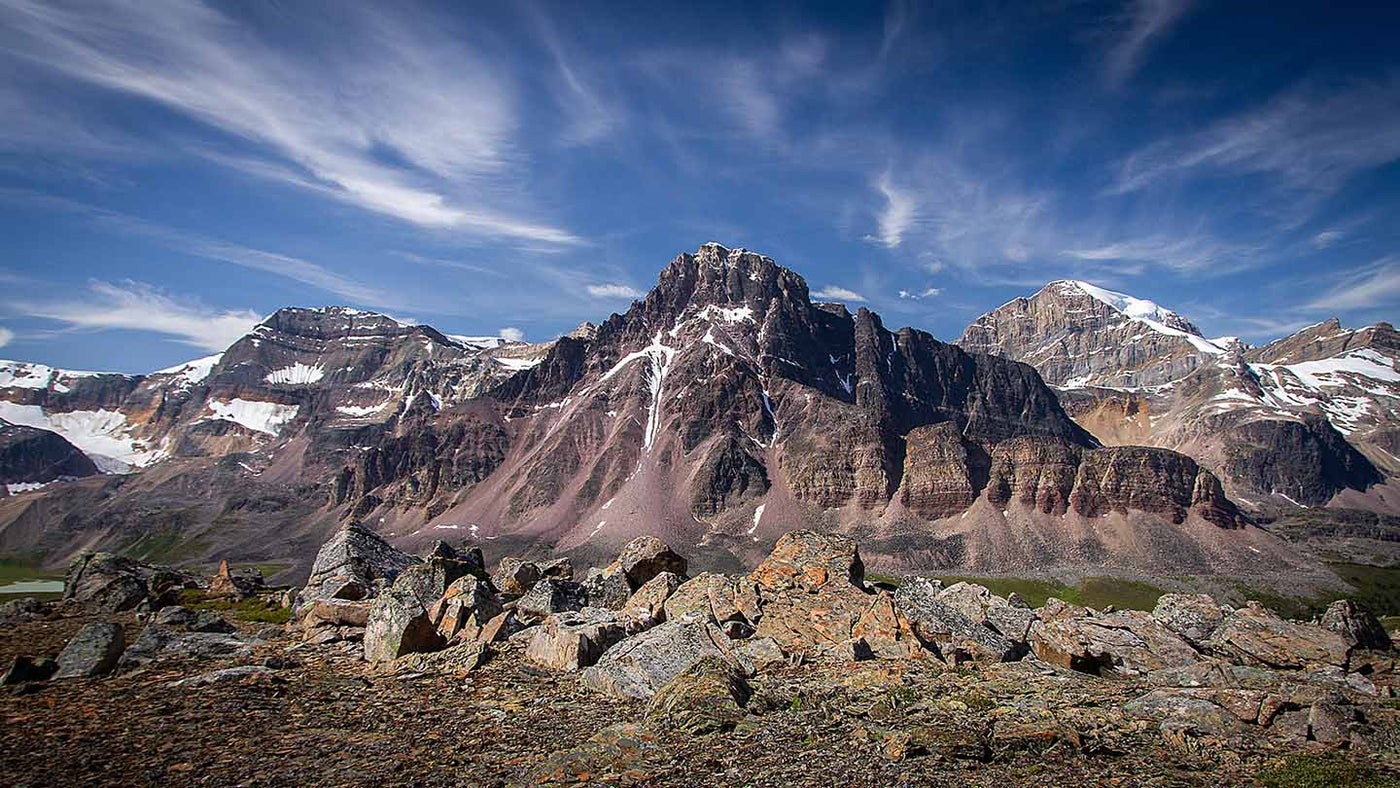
0,423,99,493
958,282,1397,515
0,246,1298,582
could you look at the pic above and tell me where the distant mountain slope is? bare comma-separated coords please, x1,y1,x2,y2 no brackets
958,281,1397,515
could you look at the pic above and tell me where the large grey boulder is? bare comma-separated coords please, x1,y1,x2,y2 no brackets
582,617,754,700
1319,599,1392,651
363,587,441,664
615,536,688,588
894,577,1017,664
1,655,57,685
152,605,235,634
493,557,543,596
298,523,418,607
516,578,586,623
1029,609,1201,676
524,608,631,671
1151,593,1228,646
54,622,126,678
63,553,196,613
646,655,752,735
0,597,48,627
581,566,633,611
117,626,260,669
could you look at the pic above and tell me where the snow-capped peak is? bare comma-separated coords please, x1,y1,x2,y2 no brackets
1050,280,1229,356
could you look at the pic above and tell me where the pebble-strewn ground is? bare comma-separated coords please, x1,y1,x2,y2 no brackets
4,612,1400,787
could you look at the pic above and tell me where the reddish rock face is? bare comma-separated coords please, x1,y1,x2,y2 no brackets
749,531,864,594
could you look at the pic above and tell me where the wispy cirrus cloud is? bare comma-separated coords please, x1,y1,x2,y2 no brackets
0,190,404,310
0,0,582,247
1112,78,1400,196
10,280,259,351
1102,0,1196,88
1304,257,1400,312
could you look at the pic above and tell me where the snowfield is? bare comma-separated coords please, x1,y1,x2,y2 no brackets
0,401,166,472
203,398,300,436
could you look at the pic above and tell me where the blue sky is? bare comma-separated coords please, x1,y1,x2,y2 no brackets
1,0,1398,373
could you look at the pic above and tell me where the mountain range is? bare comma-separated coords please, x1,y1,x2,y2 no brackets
1,244,1394,588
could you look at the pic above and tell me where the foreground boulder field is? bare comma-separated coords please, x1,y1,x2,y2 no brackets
4,527,1400,785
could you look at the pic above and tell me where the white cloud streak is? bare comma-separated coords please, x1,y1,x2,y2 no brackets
897,287,942,299
813,286,866,302
0,190,400,310
586,283,644,299
11,281,259,351
0,327,13,348
1113,78,1400,195
499,327,525,342
0,0,581,246
871,171,916,248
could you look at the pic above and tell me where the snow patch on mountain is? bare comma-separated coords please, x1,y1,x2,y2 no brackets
204,399,299,436
157,354,222,386
494,357,542,371
1056,280,1228,355
0,360,109,392
265,363,325,385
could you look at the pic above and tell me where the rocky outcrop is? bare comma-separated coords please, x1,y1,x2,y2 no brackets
1028,608,1201,676
1320,599,1392,651
1204,602,1351,669
525,608,633,671
0,423,98,485
62,553,199,613
298,523,418,607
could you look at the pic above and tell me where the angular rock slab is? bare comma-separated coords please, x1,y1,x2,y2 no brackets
363,588,441,664
616,536,688,588
1029,609,1201,675
583,617,753,700
525,608,631,671
54,622,125,679
1204,602,1349,669
299,523,418,605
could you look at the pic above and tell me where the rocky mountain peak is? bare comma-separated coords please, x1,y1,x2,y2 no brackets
644,243,808,327
959,279,1226,389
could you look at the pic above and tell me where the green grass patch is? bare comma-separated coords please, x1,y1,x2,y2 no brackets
929,575,1166,611
178,589,290,625
0,559,62,582
1234,563,1400,620
1255,754,1396,787
121,529,212,565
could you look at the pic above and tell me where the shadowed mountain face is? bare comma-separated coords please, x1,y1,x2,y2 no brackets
958,282,1397,515
0,246,1279,580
